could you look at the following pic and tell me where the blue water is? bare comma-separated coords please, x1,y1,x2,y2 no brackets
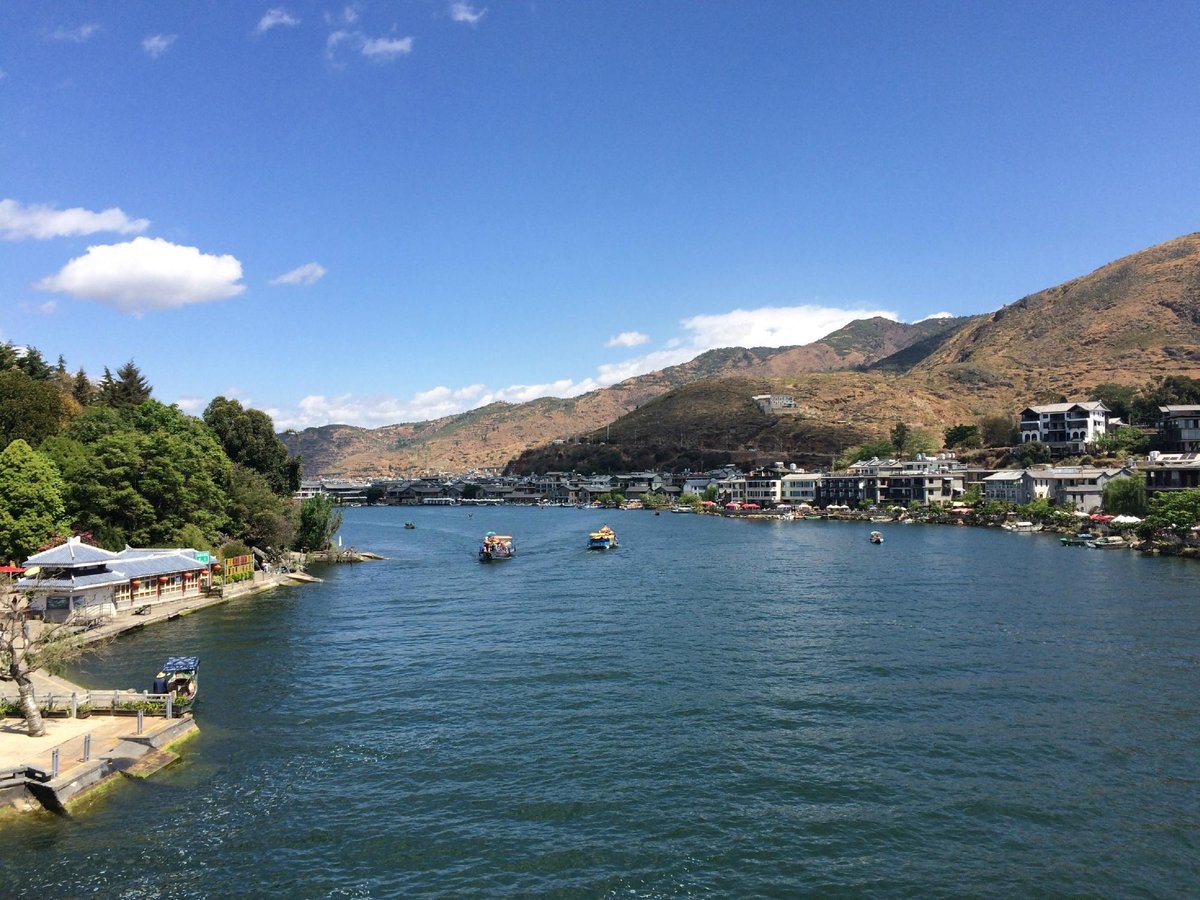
3,507,1198,897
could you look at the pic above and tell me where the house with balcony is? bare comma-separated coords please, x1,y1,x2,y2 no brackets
1019,401,1110,455
1158,406,1200,453
1142,452,1200,498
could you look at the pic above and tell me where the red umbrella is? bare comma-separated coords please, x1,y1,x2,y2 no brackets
0,565,24,574
743,503,760,509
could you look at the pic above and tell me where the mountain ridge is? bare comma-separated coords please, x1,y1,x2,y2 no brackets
281,232,1200,476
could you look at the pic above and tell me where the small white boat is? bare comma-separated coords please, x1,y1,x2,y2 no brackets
1003,521,1042,533
869,531,884,544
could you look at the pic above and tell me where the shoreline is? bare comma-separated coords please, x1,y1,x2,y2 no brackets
1,570,310,818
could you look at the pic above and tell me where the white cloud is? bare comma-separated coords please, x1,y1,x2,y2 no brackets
0,198,149,241
915,311,954,322
51,24,99,43
361,35,413,59
175,396,206,415
605,331,649,348
270,384,488,430
270,262,327,285
257,8,300,33
38,300,58,315
679,304,896,350
35,236,245,315
450,2,487,25
142,34,177,58
268,301,897,429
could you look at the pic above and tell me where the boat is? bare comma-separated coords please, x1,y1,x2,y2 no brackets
1089,535,1127,549
587,525,618,550
869,531,884,544
670,506,694,514
479,532,516,561
152,656,199,706
404,522,416,529
1060,533,1093,546
1003,521,1042,533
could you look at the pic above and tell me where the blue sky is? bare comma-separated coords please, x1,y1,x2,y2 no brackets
2,1,1198,430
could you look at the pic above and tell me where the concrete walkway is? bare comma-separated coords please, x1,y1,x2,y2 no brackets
1,570,303,789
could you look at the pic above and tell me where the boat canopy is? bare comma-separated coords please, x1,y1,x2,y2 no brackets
161,656,199,673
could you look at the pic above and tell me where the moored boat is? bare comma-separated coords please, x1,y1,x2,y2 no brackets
1003,521,1042,533
479,532,515,561
1089,535,1127,549
1060,533,1093,546
588,525,618,550
152,656,199,706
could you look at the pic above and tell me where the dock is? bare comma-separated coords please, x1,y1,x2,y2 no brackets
1,570,311,815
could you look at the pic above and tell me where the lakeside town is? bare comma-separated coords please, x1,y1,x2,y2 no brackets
296,400,1200,553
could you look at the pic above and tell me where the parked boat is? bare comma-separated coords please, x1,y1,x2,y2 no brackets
1089,535,1127,549
404,522,416,529
479,532,515,561
1060,533,1093,546
669,506,694,514
1003,521,1042,533
152,656,199,706
588,525,618,550
869,531,884,544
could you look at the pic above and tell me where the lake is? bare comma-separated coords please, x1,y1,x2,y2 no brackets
3,507,1198,897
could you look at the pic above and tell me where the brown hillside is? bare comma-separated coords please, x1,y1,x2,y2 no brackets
911,232,1200,394
281,318,957,476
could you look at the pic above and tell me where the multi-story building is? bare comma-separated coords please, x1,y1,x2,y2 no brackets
1158,406,1200,453
1019,401,1109,455
1143,452,1200,497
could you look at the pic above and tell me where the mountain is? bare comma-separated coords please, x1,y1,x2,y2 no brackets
281,317,958,476
282,233,1200,477
907,232,1200,393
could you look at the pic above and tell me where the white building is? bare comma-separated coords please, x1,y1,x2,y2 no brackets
1018,402,1110,454
18,537,211,623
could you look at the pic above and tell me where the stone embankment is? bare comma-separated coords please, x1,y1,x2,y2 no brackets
1,569,316,817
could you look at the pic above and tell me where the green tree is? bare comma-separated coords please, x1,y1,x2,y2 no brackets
980,415,1019,447
44,401,230,549
678,491,701,508
943,423,983,449
1012,441,1051,466
71,368,95,406
839,439,895,468
1089,383,1135,422
0,369,71,451
1130,375,1200,425
702,485,719,503
1102,475,1147,517
0,440,70,563
14,347,54,380
295,493,342,551
98,360,153,408
1091,426,1150,457
1138,488,1200,538
203,396,301,495
890,422,910,454
641,492,671,510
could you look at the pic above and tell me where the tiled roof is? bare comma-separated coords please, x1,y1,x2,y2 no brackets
23,538,118,567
